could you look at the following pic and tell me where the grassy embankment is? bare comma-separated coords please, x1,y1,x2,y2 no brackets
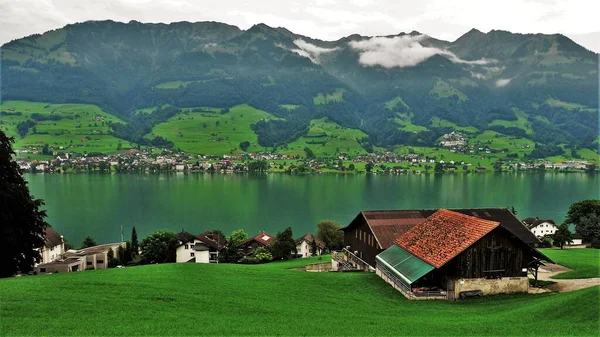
0,256,598,336
540,248,600,279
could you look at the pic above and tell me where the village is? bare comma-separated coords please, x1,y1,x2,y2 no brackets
33,205,591,301
14,144,595,175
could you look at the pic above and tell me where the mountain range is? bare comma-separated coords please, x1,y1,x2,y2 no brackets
1,20,598,155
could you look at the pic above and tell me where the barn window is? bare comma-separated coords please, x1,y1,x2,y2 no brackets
355,231,358,239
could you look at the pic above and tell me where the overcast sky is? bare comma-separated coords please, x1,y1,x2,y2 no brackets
1,0,599,52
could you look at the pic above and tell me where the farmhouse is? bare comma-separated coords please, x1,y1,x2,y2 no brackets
341,208,539,268
238,232,275,256
523,217,558,238
295,233,325,258
38,227,65,265
196,231,227,262
176,231,210,263
376,209,551,300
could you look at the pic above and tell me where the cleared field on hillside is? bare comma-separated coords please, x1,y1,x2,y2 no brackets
395,113,429,133
0,256,597,336
150,104,276,155
489,109,534,135
429,79,468,102
278,118,368,157
313,88,345,105
430,117,478,133
540,249,600,279
468,130,534,157
0,101,128,154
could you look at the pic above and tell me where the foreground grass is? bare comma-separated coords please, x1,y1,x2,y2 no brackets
540,248,600,279
1,256,598,336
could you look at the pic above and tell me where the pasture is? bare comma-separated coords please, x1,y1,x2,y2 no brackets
0,256,597,336
540,249,600,279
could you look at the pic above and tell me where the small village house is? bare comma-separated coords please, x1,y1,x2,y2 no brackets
196,231,227,262
523,217,558,238
176,231,210,263
340,208,540,268
35,242,126,273
376,209,551,300
295,234,325,258
38,227,65,265
238,232,275,256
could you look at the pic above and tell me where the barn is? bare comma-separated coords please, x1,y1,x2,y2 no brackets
340,208,540,268
375,209,551,300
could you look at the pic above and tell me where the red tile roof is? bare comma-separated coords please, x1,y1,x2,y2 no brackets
396,209,500,269
245,232,275,246
295,233,325,249
362,210,426,248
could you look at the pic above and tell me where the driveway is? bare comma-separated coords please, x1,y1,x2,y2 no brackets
536,263,600,292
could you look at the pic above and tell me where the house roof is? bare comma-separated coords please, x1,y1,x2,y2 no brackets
522,217,556,229
242,232,275,247
396,209,501,269
44,227,63,248
176,231,197,245
196,231,226,250
295,234,325,249
75,242,125,255
343,207,539,250
376,244,434,287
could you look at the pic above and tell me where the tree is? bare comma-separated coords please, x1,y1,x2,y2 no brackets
365,162,374,173
564,200,600,240
239,141,250,152
311,238,318,256
304,147,315,159
434,163,444,173
80,236,97,249
107,248,118,268
219,229,248,263
552,224,573,249
0,131,49,277
316,220,344,252
577,213,600,240
131,226,139,256
348,163,355,171
270,227,296,260
229,229,248,246
139,231,178,264
254,247,273,263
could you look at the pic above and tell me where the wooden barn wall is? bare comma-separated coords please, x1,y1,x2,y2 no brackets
440,227,535,279
343,217,383,267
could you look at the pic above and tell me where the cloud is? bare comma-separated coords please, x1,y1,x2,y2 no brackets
348,35,495,68
277,39,339,63
495,78,512,87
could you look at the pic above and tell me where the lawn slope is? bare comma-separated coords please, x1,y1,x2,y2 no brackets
540,249,600,279
0,256,598,336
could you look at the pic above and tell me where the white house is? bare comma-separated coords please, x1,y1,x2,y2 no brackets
175,231,210,263
295,234,325,258
39,227,65,265
36,242,126,273
522,217,558,238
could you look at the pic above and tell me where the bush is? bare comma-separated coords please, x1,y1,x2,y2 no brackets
588,238,600,249
254,247,273,263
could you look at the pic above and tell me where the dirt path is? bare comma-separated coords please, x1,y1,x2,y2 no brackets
536,263,600,292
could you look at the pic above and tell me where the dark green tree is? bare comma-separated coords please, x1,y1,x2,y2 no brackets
270,227,296,260
107,248,117,268
577,213,600,240
131,226,139,256
219,229,248,263
365,162,374,173
81,236,97,249
316,220,344,252
140,231,178,264
304,147,315,159
0,131,49,277
552,224,573,249
564,200,600,240
311,238,318,256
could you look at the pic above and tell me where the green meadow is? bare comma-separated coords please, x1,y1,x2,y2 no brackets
279,118,369,157
430,117,479,133
0,100,128,154
150,104,276,155
488,109,534,135
0,255,598,336
540,249,600,279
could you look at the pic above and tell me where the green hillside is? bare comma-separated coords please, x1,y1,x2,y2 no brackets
0,256,597,336
150,104,277,155
0,100,128,154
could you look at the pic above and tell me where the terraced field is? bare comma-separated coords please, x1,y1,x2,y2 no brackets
150,104,277,155
0,101,127,154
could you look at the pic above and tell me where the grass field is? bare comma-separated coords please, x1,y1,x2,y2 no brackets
384,96,410,111
313,88,345,105
489,109,534,135
429,79,468,102
154,81,195,89
540,249,600,279
0,101,129,154
150,104,276,155
0,256,598,336
278,118,369,157
430,117,478,133
394,113,429,133
468,130,534,157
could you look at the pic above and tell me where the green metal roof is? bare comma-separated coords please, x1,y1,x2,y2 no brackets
376,245,435,287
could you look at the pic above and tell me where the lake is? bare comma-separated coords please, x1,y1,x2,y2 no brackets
25,172,598,245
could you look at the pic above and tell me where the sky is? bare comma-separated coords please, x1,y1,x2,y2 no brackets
0,0,599,52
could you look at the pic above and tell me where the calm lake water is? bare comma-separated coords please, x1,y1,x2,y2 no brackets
25,173,598,244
